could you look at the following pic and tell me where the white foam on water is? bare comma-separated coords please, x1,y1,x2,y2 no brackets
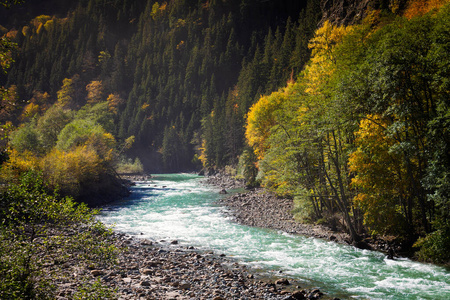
99,174,450,300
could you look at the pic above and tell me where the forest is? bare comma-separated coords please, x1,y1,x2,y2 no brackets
246,1,450,264
0,0,449,279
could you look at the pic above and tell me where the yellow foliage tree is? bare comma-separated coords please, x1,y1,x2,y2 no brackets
31,15,51,28
349,115,408,235
43,19,54,31
305,20,351,95
20,102,39,121
0,149,40,181
198,138,208,168
85,131,116,162
106,93,123,114
29,90,50,111
41,146,103,197
21,25,29,36
86,80,104,105
245,89,286,160
56,78,75,109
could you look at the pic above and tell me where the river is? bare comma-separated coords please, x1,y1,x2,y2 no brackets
98,173,450,299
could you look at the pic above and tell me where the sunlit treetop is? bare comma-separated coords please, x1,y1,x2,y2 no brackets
403,0,450,19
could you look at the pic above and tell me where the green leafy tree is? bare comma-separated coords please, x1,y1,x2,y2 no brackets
36,105,73,152
9,120,41,154
56,119,103,151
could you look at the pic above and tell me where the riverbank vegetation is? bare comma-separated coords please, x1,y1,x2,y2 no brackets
0,171,118,299
245,2,450,264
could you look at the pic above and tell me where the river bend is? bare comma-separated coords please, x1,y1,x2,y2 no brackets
98,174,450,299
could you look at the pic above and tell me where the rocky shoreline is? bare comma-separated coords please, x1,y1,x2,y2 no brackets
218,189,351,244
206,172,400,256
206,173,349,243
55,233,335,300
58,172,407,300
53,173,340,300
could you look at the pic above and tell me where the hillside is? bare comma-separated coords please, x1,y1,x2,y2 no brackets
1,0,320,173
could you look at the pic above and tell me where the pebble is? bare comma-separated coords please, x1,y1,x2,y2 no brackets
49,173,340,299
52,233,327,299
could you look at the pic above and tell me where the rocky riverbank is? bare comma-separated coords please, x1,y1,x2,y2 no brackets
206,172,401,256
55,233,335,300
218,189,351,245
53,173,352,299
205,173,348,243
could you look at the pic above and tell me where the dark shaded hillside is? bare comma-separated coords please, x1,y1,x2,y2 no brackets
0,0,76,27
1,0,321,172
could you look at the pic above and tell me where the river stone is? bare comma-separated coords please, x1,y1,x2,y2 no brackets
141,268,152,275
146,261,160,267
292,290,306,299
140,280,151,286
179,282,191,290
90,270,103,276
166,291,183,299
141,239,152,246
122,277,132,284
275,278,290,285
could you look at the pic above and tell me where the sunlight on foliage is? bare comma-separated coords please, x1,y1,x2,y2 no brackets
305,21,351,95
404,0,449,19
246,88,286,160
349,116,407,235
41,146,103,197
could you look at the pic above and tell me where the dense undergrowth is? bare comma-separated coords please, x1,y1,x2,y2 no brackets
0,171,119,299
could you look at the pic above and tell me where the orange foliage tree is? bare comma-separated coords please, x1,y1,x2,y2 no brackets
403,0,449,19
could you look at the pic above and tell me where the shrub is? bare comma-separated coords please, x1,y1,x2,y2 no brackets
0,171,118,298
414,221,450,266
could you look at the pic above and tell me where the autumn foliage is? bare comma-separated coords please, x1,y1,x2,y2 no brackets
245,2,450,263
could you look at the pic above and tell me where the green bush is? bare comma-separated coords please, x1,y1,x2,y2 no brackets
414,221,450,266
237,148,258,187
0,171,118,299
115,157,144,174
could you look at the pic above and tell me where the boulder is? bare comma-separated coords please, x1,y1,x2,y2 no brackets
178,282,191,290
90,270,103,276
141,268,153,275
292,290,306,299
275,278,290,285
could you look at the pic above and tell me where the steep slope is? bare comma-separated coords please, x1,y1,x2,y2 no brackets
2,0,321,172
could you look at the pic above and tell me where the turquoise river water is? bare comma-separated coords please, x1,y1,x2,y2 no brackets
98,173,450,299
